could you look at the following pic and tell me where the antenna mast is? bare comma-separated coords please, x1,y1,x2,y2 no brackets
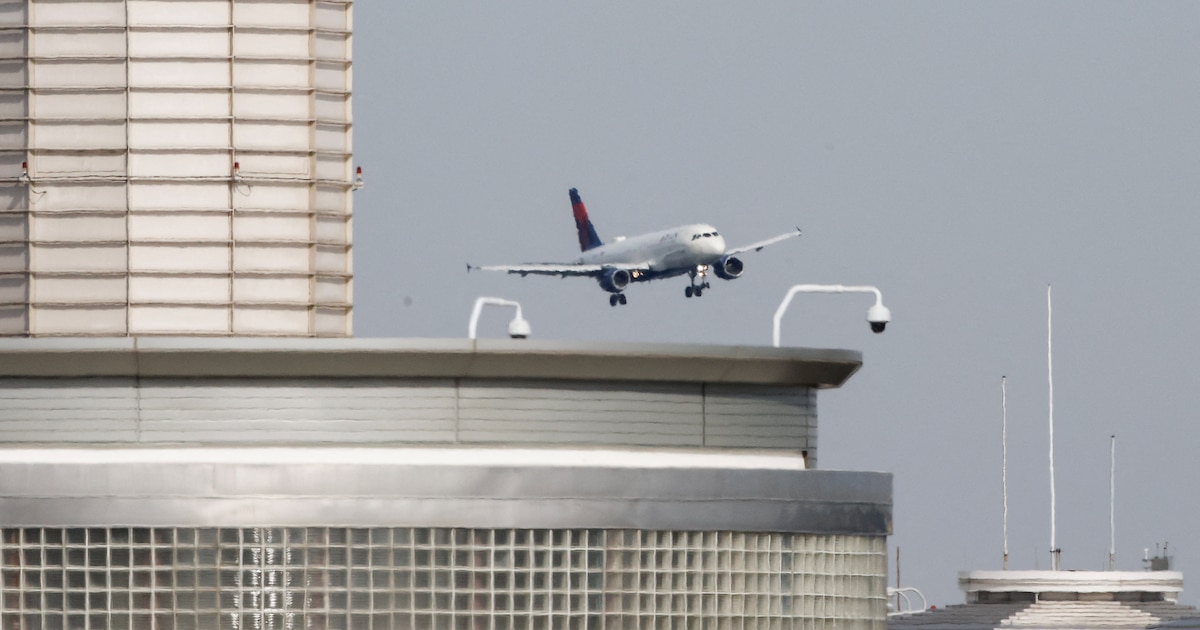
1109,434,1116,570
1048,285,1061,570
1002,375,1009,570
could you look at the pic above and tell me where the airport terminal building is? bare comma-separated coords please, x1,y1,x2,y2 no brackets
0,339,892,628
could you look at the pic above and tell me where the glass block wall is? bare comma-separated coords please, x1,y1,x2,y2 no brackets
0,527,887,629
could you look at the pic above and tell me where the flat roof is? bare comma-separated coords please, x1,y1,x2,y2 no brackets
0,337,863,388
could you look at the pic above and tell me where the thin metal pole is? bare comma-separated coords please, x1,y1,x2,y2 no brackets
1002,375,1009,570
1110,434,1116,570
1048,285,1060,571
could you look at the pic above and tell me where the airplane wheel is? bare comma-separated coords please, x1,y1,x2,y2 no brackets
609,294,619,307
618,294,627,305
695,288,703,297
685,287,693,298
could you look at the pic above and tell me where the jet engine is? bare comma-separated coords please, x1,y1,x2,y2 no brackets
713,256,744,280
598,267,631,293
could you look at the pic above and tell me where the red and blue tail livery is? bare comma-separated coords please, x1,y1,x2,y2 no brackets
470,187,802,307
571,188,604,252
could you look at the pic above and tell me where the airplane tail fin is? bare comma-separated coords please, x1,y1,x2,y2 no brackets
570,188,603,252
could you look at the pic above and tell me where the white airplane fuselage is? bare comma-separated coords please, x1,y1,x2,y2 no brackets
576,223,727,272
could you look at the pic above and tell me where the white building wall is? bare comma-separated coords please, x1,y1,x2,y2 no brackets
0,0,354,336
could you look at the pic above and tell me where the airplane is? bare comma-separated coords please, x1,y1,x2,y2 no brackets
468,188,802,307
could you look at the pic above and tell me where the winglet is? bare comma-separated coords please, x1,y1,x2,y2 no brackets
570,188,604,252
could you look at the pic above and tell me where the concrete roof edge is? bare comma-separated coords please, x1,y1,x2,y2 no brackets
0,337,864,388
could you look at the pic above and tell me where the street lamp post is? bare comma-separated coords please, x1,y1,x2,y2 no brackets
773,284,890,347
468,297,532,339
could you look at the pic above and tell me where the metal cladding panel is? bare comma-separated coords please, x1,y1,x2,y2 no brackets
315,244,348,273
31,213,126,243
0,3,26,27
315,1,350,30
135,379,459,443
129,275,229,303
315,31,350,60
130,151,227,178
232,182,309,210
0,121,26,148
0,274,24,303
129,120,231,149
315,215,347,241
234,213,310,241
234,121,310,151
233,275,310,302
33,59,126,88
0,60,24,88
0,30,23,57
233,244,310,273
35,28,125,56
34,243,126,272
34,152,126,177
234,89,311,118
129,305,229,334
34,183,126,211
34,305,126,334
0,244,25,272
129,183,228,210
30,1,125,26
130,59,231,88
129,244,228,272
36,274,126,303
234,58,310,88
234,29,309,57
34,121,126,150
0,212,24,241
704,385,816,451
235,0,311,28
0,368,820,456
458,381,706,447
0,379,139,442
314,276,348,303
315,91,349,120
130,89,227,117
313,305,348,336
128,28,227,56
0,90,25,116
128,0,230,25
128,213,228,241
0,452,892,535
231,305,309,334
0,305,25,333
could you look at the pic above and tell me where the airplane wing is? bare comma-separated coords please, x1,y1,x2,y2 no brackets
467,262,648,277
725,226,802,256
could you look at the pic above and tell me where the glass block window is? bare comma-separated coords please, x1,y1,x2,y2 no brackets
1,527,886,629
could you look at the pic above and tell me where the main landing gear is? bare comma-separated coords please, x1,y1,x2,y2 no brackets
609,293,627,307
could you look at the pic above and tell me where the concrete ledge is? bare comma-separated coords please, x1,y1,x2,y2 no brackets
0,337,862,387
960,570,1184,602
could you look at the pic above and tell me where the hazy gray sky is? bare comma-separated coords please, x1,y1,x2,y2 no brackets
351,2,1200,607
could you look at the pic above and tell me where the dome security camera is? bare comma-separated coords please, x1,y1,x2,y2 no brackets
866,304,891,334
507,316,532,339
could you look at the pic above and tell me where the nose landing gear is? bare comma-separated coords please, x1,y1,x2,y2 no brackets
609,293,627,307
685,268,711,298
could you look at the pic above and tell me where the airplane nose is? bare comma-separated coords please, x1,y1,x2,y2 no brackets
711,236,727,255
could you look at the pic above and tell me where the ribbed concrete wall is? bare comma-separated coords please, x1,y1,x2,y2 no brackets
0,0,355,337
